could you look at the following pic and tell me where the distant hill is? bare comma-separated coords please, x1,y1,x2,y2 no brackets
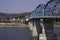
18,12,31,16
0,12,31,18
0,12,7,18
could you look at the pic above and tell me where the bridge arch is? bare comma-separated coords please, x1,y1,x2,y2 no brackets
28,0,60,40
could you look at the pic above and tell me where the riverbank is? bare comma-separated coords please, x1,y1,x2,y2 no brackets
0,23,28,27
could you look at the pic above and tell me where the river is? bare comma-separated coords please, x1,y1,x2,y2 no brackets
0,27,32,40
0,26,60,40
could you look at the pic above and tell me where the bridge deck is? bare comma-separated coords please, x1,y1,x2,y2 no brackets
30,16,60,19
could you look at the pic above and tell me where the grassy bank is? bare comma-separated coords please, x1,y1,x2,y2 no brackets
0,23,28,27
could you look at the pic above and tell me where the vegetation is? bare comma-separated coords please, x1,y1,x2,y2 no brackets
0,12,31,19
0,12,31,26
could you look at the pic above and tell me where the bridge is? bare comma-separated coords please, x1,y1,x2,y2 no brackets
28,0,60,40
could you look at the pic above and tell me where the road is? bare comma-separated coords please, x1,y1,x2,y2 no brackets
0,27,32,40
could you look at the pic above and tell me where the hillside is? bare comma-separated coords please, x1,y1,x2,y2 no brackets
0,12,31,18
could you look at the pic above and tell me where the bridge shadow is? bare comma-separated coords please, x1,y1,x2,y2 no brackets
54,27,60,40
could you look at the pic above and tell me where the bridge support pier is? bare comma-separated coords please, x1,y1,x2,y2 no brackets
29,18,57,40
34,19,42,40
29,20,33,31
29,19,38,40
29,19,42,40
42,19,57,40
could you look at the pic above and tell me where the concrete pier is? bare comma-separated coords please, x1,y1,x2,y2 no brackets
40,22,47,40
43,19,57,40
29,20,33,31
29,20,38,40
29,19,57,40
29,19,42,40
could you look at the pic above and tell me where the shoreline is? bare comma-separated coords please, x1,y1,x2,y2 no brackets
0,23,28,27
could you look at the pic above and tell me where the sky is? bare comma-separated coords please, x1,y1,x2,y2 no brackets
0,0,50,13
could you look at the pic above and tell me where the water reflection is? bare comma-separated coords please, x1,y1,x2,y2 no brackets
0,27,32,40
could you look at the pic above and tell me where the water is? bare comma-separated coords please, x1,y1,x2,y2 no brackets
0,26,60,40
54,27,60,40
0,27,32,40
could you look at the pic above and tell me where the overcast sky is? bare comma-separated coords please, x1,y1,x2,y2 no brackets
0,0,50,13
